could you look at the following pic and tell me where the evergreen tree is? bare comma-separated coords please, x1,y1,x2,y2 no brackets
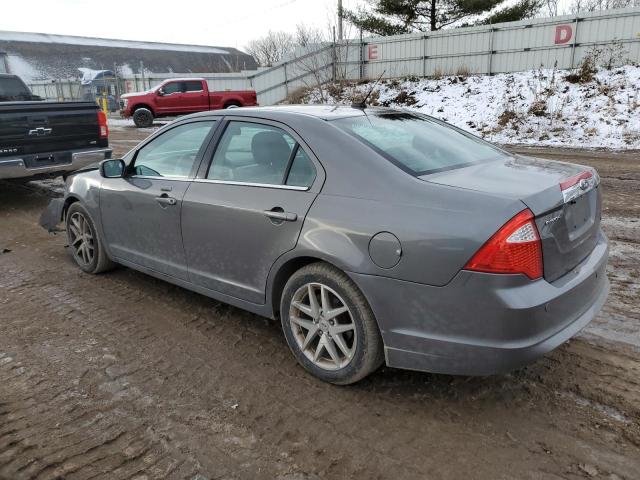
345,0,543,34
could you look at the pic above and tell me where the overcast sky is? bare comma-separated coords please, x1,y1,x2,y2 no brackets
0,0,575,53
0,0,363,51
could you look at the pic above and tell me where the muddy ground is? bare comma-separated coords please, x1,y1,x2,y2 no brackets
0,125,638,480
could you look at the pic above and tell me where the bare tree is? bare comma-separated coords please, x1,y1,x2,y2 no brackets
294,24,326,49
244,31,295,67
569,0,639,13
544,0,560,15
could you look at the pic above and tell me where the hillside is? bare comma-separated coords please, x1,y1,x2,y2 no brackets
300,65,640,150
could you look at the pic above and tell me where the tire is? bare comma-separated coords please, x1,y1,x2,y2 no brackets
133,108,154,128
224,101,241,109
280,262,384,385
65,203,115,274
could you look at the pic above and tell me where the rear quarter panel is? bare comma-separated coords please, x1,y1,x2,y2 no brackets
297,187,526,287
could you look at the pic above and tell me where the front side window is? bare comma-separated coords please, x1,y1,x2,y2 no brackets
162,82,183,94
184,81,204,92
333,113,509,175
208,121,315,187
133,121,215,178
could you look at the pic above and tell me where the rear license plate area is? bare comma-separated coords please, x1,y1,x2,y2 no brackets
24,152,72,169
564,190,596,241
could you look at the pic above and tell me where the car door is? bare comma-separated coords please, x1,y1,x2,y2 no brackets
155,81,184,114
100,119,218,280
181,118,324,304
182,81,208,113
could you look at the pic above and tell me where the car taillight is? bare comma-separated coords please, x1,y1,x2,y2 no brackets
97,110,109,139
464,208,543,280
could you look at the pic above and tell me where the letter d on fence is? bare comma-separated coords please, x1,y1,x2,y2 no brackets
555,25,573,44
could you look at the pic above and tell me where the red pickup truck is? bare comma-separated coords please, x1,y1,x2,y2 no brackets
120,78,258,127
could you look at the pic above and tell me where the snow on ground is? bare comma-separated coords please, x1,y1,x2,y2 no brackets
108,118,170,129
108,118,136,127
302,65,640,150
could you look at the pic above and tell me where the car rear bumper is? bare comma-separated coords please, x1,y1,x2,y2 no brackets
350,230,609,376
0,147,111,180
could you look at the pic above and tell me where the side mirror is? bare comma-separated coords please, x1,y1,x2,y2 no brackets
157,88,165,96
99,159,125,178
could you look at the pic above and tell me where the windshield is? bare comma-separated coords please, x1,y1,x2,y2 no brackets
333,112,509,176
0,76,33,101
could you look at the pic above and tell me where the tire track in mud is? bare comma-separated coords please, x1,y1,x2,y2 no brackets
2,250,639,479
3,144,640,478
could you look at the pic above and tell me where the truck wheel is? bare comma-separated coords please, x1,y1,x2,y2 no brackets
133,108,154,128
224,101,241,109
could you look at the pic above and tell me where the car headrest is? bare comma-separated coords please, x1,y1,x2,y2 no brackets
251,131,291,167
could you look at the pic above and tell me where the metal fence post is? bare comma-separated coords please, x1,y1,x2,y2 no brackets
488,28,495,75
423,35,428,77
283,62,289,98
359,29,364,80
570,15,580,69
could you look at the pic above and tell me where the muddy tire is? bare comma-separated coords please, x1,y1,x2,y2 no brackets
65,203,115,274
280,262,384,385
133,108,154,128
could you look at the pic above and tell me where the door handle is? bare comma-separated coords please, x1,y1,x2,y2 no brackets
264,209,297,222
156,196,177,206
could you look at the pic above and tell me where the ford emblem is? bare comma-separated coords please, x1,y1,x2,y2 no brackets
579,178,589,190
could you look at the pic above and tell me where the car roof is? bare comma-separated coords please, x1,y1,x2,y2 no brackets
184,104,404,122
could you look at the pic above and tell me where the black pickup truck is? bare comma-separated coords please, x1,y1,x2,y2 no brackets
0,74,112,180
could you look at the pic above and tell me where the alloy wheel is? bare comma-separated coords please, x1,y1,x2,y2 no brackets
68,212,95,266
289,282,357,371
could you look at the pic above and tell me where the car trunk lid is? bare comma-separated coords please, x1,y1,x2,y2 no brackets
420,155,602,282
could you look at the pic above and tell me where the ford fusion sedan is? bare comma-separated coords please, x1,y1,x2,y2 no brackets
40,106,609,384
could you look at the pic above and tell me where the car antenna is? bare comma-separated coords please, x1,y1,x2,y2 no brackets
351,70,385,109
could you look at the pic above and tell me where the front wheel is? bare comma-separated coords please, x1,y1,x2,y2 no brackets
280,263,384,385
66,203,115,274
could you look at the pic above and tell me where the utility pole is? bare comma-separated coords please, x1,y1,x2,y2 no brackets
338,0,343,41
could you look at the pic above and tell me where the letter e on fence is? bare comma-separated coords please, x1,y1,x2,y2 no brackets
368,44,378,60
555,25,573,45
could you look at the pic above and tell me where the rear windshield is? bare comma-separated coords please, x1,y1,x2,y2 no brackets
0,76,32,100
332,113,509,175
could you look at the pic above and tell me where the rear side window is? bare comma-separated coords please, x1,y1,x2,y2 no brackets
184,81,204,92
333,113,509,175
208,121,315,187
286,148,316,187
133,121,215,178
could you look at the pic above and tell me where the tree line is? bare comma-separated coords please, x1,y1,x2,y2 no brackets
246,0,640,67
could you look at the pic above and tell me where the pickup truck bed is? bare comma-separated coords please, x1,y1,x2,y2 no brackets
0,101,111,180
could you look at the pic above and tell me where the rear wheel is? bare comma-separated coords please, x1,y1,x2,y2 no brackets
65,203,115,274
280,262,384,384
133,108,154,128
224,101,241,109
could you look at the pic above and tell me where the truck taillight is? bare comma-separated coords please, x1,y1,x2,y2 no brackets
464,209,543,280
97,111,109,139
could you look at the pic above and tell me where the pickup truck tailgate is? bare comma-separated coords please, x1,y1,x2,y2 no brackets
0,101,105,161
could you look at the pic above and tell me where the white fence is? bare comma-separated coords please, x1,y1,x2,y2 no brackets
27,7,640,106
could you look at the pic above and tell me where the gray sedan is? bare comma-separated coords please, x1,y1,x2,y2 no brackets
41,106,609,384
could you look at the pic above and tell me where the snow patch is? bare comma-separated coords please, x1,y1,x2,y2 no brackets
6,54,41,81
302,65,640,150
